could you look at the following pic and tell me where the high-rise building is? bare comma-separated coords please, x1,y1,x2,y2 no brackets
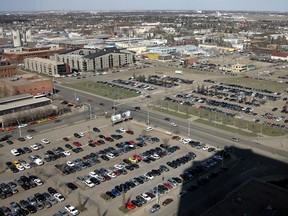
0,27,4,38
12,29,32,47
26,29,32,42
12,30,21,47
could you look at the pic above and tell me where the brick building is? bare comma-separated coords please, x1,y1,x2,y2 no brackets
0,61,17,78
2,46,66,63
0,75,53,96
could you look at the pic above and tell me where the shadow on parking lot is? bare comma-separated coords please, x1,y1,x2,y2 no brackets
176,147,288,216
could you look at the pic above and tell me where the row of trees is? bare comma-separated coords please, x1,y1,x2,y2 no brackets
2,104,71,127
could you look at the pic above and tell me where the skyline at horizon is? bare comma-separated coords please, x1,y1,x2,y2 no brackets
0,0,287,12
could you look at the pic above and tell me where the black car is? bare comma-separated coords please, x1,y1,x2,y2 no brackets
19,200,30,209
6,140,14,145
135,195,147,204
18,137,26,142
90,178,101,185
73,133,81,138
100,155,110,161
134,106,141,110
123,158,132,165
65,144,73,149
66,182,78,190
47,187,58,195
34,193,46,202
26,205,37,213
131,199,142,207
93,127,100,132
106,191,115,199
17,148,26,155
27,129,36,133
99,134,105,139
23,147,32,153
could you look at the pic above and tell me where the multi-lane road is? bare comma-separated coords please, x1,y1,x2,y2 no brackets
55,84,288,160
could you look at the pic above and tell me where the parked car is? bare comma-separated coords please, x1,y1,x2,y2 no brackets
149,204,160,213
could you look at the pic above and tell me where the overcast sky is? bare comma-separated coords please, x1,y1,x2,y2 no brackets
1,0,287,12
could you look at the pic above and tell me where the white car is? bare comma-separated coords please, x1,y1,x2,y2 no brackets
78,132,85,137
30,144,39,150
54,193,65,202
63,151,71,156
40,139,50,144
16,165,25,171
177,190,188,198
150,154,160,160
65,205,79,215
18,124,27,128
118,128,126,133
84,180,95,188
140,193,151,201
106,153,115,159
182,139,191,144
170,122,177,127
26,135,33,140
11,149,20,156
202,146,209,151
114,163,125,170
33,179,43,186
146,127,153,132
66,161,75,167
34,158,44,166
107,172,116,178
144,172,154,180
89,171,98,178
231,137,240,142
22,163,31,169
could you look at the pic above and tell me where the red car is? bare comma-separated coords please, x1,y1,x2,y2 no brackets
126,130,134,135
163,182,173,189
63,137,69,141
129,140,136,145
105,137,114,142
133,154,142,162
126,202,136,209
73,141,82,147
29,121,38,126
162,198,173,206
93,141,101,146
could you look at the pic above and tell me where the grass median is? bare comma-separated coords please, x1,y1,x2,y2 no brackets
63,81,140,100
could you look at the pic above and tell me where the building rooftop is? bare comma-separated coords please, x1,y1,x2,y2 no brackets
0,97,51,112
203,178,288,216
0,94,33,105
26,57,64,65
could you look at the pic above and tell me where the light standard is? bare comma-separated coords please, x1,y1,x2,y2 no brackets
83,102,92,119
147,111,150,125
188,121,191,137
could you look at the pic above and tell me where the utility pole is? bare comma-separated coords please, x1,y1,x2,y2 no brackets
147,111,150,125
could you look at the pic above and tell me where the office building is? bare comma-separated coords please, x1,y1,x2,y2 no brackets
24,57,70,77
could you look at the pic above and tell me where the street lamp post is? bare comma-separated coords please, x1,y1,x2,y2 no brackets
147,111,150,125
18,126,22,138
188,121,191,137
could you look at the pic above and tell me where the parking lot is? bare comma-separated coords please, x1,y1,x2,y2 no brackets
0,116,229,216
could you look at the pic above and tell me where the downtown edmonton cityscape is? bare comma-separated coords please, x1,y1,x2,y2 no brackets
0,1,288,216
